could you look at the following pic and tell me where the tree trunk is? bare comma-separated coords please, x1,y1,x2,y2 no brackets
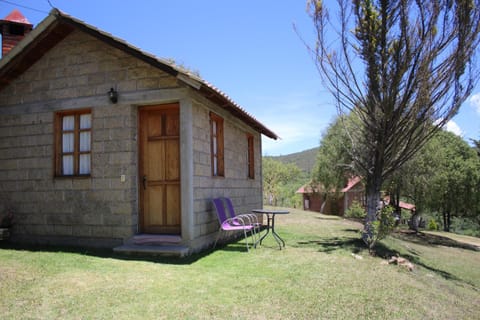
409,211,419,232
391,186,401,226
362,174,382,247
442,211,446,231
447,211,451,232
442,211,451,232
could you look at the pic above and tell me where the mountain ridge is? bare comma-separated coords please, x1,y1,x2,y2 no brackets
264,147,318,174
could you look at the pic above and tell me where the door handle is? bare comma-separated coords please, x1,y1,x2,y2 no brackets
142,175,147,190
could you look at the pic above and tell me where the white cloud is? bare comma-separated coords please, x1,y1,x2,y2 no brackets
469,93,480,115
445,120,464,137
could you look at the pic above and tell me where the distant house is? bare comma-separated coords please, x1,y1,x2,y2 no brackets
297,176,416,217
0,9,278,255
296,177,365,215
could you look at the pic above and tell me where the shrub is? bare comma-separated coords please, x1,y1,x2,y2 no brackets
427,219,439,231
363,205,396,254
345,201,366,219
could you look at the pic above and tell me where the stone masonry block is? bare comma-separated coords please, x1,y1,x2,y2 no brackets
137,78,159,90
81,213,103,226
117,80,137,91
54,225,73,236
158,77,178,88
0,159,17,170
127,67,151,80
75,86,96,97
105,70,127,82
103,116,126,129
109,152,134,165
88,72,106,85
27,224,55,236
90,226,112,238
103,214,126,226
72,225,92,237
108,127,134,141
109,203,133,215
111,226,133,239
72,179,92,190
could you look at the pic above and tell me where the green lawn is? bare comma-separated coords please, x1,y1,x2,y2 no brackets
1,208,479,319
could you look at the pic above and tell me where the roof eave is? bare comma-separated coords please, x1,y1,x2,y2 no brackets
197,84,278,140
0,13,59,79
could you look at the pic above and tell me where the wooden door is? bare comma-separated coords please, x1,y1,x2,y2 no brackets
139,104,181,234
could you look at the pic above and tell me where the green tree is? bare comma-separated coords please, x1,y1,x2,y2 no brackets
314,113,361,214
307,0,480,249
397,131,480,232
314,115,354,191
421,132,479,231
262,158,303,207
315,115,480,234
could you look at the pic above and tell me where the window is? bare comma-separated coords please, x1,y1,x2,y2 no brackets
210,112,224,177
247,134,254,179
55,109,92,177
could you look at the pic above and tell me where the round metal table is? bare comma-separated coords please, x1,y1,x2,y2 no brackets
252,208,289,249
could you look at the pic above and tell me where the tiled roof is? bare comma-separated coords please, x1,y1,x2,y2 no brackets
383,196,416,211
1,9,32,25
297,176,363,194
341,176,362,192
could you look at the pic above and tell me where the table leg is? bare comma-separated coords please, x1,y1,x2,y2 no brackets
255,213,271,247
270,214,285,249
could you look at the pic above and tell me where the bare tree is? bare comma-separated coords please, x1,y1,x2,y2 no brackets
307,0,480,248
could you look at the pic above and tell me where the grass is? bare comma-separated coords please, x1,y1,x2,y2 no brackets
1,207,479,319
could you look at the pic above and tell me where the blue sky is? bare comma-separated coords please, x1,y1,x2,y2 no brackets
1,0,479,156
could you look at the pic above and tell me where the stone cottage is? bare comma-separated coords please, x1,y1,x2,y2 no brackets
0,9,278,255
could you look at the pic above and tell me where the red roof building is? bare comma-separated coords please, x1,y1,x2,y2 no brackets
0,9,33,56
297,176,416,215
296,177,365,215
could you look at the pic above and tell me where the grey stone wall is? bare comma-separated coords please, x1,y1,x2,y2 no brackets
0,29,179,247
0,28,264,251
190,96,263,250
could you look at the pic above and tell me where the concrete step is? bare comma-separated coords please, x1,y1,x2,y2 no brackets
113,244,190,257
131,234,182,245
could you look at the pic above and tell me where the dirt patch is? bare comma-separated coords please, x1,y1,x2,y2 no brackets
393,230,480,251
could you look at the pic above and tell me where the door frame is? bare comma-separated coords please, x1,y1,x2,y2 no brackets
138,103,181,234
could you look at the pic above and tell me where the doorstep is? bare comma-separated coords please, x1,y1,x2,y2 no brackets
113,244,189,257
131,234,182,245
113,234,189,257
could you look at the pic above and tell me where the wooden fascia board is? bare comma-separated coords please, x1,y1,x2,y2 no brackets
0,16,73,90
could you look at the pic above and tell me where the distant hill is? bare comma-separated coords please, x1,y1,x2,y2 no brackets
265,147,319,174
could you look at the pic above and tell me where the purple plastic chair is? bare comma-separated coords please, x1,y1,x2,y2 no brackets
212,198,254,251
222,197,261,242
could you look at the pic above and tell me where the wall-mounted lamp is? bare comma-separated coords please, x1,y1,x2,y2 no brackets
108,87,118,104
